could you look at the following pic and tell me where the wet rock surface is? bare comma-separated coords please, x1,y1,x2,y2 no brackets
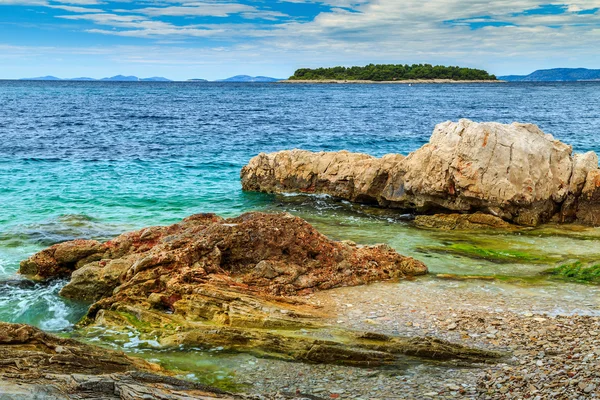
414,213,516,230
241,119,600,226
14,212,499,367
0,322,239,399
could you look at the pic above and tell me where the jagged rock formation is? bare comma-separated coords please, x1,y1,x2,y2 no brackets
0,322,238,399
241,120,600,227
14,213,502,367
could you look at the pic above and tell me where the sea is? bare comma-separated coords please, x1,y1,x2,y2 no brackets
1,80,600,332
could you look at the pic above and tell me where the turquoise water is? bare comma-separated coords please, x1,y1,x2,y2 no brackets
1,81,600,331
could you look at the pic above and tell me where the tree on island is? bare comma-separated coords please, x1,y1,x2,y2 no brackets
289,64,497,81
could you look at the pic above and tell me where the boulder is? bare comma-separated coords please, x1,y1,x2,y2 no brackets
19,212,426,298
242,120,600,226
576,170,600,225
414,213,516,230
242,150,404,204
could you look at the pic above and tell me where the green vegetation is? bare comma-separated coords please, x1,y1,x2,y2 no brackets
289,64,497,81
417,243,561,264
546,261,600,284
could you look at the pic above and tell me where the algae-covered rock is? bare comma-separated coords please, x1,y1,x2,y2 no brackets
242,120,600,226
414,213,515,230
545,261,600,284
21,213,503,367
0,322,238,399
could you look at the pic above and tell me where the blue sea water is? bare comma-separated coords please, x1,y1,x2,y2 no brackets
1,80,600,330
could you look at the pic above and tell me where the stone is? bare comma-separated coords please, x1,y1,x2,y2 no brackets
241,120,600,226
414,213,515,230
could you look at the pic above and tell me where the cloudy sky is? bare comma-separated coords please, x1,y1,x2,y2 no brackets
1,0,599,80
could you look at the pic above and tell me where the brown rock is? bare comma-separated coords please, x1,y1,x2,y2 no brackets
576,169,600,225
18,213,504,367
21,212,426,298
414,213,515,230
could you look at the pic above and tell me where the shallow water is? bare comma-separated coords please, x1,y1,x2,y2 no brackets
1,81,600,390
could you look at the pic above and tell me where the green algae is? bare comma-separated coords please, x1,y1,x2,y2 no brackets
545,262,600,284
68,324,246,393
416,242,561,264
134,350,247,392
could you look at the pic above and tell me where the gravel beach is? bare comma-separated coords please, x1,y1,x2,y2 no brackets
232,278,600,399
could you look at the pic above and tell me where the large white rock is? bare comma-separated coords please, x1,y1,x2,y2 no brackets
241,119,600,226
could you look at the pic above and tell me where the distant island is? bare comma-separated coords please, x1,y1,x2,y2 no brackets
499,68,600,82
285,64,497,82
20,75,173,82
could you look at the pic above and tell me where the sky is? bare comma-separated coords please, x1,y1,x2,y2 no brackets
0,0,599,80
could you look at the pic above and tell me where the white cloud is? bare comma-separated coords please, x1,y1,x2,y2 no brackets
0,0,47,4
132,3,256,17
48,4,103,12
2,0,600,76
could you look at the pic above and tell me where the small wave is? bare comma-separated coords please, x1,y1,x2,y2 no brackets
0,278,88,331
126,114,181,120
0,214,123,247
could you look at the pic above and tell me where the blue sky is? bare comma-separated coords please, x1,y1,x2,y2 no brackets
0,0,599,80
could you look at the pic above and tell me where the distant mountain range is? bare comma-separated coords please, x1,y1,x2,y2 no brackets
215,75,281,82
19,74,281,82
499,68,600,82
21,75,173,82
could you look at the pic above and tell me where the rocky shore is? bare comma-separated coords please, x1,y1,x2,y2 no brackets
301,280,600,399
241,119,600,227
7,212,509,398
6,119,600,399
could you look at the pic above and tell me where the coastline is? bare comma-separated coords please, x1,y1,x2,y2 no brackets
279,79,506,84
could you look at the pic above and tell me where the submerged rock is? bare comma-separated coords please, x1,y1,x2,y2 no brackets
241,119,600,226
0,322,237,399
16,213,503,367
414,213,516,230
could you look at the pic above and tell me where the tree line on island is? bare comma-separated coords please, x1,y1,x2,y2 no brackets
289,64,497,81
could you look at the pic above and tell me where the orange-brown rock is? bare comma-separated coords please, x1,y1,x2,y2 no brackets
18,213,497,367
20,212,426,298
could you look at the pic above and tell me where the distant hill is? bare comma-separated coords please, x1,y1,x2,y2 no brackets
21,76,61,81
100,75,140,82
499,68,600,82
216,75,281,82
18,75,172,82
